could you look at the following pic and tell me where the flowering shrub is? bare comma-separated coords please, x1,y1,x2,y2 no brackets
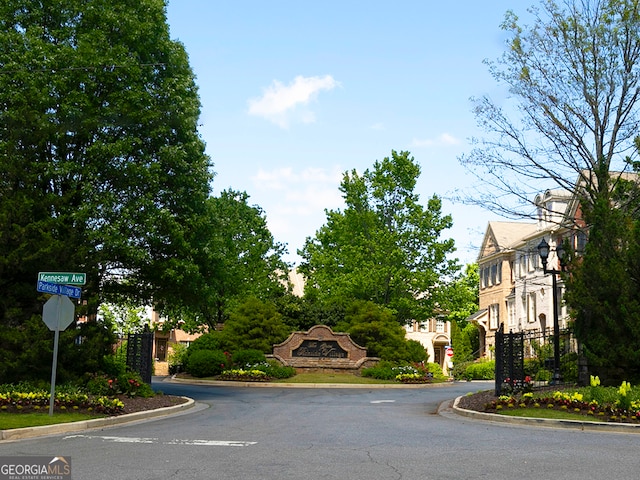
484,380,640,422
0,389,124,415
393,365,434,383
85,372,154,398
218,369,269,381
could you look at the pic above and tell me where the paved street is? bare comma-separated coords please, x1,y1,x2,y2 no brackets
1,379,639,480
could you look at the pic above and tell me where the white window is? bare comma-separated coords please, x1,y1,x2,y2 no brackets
436,319,445,333
507,298,516,329
489,303,499,330
527,293,536,323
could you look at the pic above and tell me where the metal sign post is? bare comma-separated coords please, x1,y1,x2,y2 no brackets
42,294,78,416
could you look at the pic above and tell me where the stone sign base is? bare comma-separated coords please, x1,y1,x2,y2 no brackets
272,325,379,373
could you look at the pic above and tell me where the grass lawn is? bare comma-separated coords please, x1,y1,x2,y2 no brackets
495,407,608,422
0,411,103,430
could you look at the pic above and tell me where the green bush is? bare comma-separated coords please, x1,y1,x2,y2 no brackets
451,360,474,380
462,360,495,380
101,351,128,377
361,361,446,382
425,362,448,381
535,368,552,382
117,372,155,398
187,332,228,356
85,375,118,396
186,350,229,378
254,360,296,379
84,372,154,397
361,361,397,380
561,352,579,383
232,349,267,368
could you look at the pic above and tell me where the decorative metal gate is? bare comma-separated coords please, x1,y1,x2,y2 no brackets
126,327,154,384
495,324,525,396
495,324,578,396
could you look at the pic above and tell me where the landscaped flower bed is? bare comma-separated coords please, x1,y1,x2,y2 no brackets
217,369,271,382
483,376,640,423
0,390,124,415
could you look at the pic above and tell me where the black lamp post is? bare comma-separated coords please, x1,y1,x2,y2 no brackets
537,238,567,384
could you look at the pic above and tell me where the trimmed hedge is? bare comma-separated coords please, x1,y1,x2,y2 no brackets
186,350,229,378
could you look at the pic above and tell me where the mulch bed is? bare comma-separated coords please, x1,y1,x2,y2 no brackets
119,394,189,415
455,389,498,412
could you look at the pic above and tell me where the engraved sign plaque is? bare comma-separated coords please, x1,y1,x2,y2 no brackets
292,340,348,358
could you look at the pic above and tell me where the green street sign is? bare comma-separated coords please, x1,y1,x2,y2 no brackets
38,272,86,285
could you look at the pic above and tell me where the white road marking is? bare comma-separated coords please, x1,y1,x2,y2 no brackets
64,434,256,447
370,400,396,404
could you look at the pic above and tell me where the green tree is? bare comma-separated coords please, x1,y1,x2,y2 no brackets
565,184,640,384
0,0,212,328
222,297,292,353
459,0,640,383
336,300,427,363
163,190,290,332
446,263,479,363
445,263,479,327
299,150,458,324
98,303,150,336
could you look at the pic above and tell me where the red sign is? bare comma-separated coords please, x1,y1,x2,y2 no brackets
445,346,454,357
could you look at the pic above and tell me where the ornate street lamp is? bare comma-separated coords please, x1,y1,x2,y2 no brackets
537,238,567,384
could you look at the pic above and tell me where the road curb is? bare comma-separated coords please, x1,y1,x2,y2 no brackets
451,395,640,434
0,396,196,442
164,375,456,389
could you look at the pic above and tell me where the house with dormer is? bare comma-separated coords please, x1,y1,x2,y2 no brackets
473,188,575,357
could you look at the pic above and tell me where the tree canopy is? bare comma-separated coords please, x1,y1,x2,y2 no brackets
0,0,213,326
460,0,640,383
460,0,640,221
162,190,290,332
299,150,458,324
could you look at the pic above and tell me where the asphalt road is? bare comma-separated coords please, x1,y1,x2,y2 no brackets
1,379,639,480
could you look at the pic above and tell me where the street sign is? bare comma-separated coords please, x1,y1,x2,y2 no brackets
445,346,454,357
38,272,86,285
37,280,82,299
42,295,76,331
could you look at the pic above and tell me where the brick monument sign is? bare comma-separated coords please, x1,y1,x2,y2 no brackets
272,325,378,373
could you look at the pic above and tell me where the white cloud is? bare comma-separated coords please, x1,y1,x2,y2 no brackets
250,166,344,263
411,132,461,147
247,75,339,128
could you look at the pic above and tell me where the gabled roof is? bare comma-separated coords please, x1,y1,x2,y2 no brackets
478,221,538,261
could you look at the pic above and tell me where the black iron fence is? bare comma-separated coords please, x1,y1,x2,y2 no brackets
126,328,154,384
495,324,579,396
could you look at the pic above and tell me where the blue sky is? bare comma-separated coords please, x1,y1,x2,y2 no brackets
165,1,530,266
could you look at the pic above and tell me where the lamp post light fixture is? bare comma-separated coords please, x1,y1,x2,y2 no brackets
537,238,567,384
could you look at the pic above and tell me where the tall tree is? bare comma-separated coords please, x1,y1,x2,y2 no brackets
299,150,458,324
161,190,290,332
565,173,640,384
444,263,479,327
459,0,640,222
459,0,640,382
0,0,212,326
